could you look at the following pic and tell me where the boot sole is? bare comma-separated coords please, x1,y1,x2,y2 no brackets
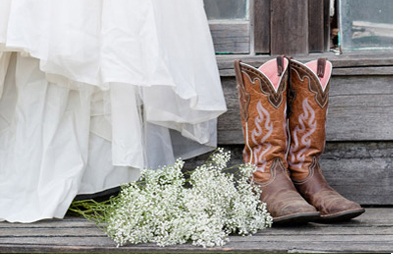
313,208,366,223
272,212,320,225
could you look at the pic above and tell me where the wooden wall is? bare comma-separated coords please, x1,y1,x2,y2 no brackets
209,0,331,55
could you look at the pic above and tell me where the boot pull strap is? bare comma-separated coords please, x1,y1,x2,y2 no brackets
317,58,326,78
276,56,284,76
234,60,244,87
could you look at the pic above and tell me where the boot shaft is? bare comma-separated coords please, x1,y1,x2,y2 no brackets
234,57,290,184
288,59,333,181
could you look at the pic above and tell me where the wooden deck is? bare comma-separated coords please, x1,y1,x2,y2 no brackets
0,207,392,254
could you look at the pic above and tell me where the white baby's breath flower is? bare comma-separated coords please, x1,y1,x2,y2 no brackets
70,148,272,248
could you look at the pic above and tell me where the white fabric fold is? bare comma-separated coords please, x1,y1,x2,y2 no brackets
0,0,226,222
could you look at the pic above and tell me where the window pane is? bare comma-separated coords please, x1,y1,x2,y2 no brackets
204,0,248,20
339,0,393,52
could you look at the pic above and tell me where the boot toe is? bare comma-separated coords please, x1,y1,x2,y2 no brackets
312,190,365,222
267,190,319,224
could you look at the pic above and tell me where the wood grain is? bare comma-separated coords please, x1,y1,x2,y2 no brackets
216,73,392,143
0,208,392,253
270,0,309,55
209,22,250,54
308,0,326,52
254,0,271,54
184,142,392,205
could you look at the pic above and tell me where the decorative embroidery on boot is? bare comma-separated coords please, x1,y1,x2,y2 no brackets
241,66,285,109
249,101,273,173
290,63,330,109
289,98,317,169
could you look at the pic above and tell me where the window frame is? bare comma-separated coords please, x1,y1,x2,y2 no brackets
206,0,392,56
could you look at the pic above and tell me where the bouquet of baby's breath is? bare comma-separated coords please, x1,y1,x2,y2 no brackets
69,148,272,247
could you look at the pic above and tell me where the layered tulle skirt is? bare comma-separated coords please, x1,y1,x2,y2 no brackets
0,0,226,222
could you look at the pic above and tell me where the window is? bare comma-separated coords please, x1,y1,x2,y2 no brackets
204,0,248,20
338,0,393,52
204,0,251,54
203,0,393,55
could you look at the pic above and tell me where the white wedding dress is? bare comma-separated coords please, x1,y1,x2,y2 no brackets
0,0,226,222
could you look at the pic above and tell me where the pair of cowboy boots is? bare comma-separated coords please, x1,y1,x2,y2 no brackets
234,56,365,224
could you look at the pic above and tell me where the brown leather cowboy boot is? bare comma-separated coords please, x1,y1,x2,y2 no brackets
234,57,319,224
288,58,365,222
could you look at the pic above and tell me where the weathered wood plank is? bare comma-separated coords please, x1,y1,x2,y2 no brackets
220,65,393,77
0,218,92,228
319,142,392,205
216,53,393,76
323,0,331,51
0,206,392,229
184,142,393,205
3,235,393,253
209,22,250,54
308,0,325,52
327,94,392,141
1,224,393,238
332,66,393,75
7,233,389,245
0,227,104,237
270,0,309,55
254,0,270,54
0,208,392,253
0,240,392,254
217,74,392,143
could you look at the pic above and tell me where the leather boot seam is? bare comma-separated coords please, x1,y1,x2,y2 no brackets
254,158,282,187
292,157,317,185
